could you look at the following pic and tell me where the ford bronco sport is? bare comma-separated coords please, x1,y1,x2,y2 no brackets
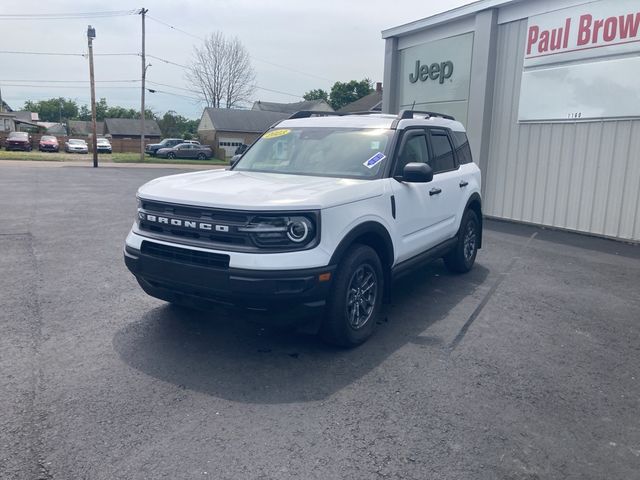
124,110,482,346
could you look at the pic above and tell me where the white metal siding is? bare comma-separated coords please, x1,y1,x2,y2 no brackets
485,19,640,241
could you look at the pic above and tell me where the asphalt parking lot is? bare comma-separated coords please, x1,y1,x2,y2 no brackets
1,163,639,480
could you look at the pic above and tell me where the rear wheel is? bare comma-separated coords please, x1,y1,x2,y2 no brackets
444,209,480,273
321,245,383,347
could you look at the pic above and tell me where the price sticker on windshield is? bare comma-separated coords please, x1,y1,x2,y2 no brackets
263,129,291,139
364,152,386,169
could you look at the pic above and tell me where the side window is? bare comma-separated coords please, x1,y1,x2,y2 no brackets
395,133,428,176
428,129,456,174
452,131,473,165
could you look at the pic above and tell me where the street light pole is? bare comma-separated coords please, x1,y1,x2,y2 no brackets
139,7,148,162
87,25,98,168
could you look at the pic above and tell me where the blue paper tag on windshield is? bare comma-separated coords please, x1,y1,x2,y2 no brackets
364,152,386,169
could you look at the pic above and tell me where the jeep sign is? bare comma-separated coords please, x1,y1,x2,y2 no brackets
408,60,454,84
397,32,473,124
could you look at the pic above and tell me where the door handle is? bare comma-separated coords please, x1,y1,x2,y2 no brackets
459,181,469,188
429,188,442,196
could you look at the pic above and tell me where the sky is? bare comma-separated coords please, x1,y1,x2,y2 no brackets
0,0,476,120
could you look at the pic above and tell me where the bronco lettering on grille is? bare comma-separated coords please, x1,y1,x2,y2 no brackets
139,212,230,233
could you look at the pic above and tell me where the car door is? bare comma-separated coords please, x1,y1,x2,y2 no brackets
177,144,191,159
390,129,450,263
426,128,463,241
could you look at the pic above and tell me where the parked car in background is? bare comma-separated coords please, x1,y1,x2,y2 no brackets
5,132,32,151
65,139,89,154
156,142,213,160
96,137,112,154
39,135,60,152
145,138,199,156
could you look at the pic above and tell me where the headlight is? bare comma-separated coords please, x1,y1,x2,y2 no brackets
238,214,317,248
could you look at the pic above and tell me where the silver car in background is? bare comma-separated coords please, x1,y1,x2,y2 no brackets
96,137,112,154
65,139,89,154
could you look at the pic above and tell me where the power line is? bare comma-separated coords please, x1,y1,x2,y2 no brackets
146,15,332,82
148,88,200,102
147,55,302,98
147,15,203,42
0,50,139,57
0,10,138,20
0,79,140,84
147,80,193,93
0,84,139,89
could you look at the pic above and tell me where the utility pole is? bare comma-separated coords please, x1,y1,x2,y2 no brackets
139,7,148,162
87,25,98,168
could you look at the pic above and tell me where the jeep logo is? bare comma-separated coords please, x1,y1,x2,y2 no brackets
409,60,454,84
139,212,230,232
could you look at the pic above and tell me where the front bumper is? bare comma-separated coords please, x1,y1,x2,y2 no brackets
6,143,30,151
124,242,335,314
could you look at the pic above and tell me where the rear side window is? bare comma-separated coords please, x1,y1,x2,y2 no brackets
452,131,473,165
428,129,456,173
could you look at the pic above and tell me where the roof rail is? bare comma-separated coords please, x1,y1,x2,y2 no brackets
288,111,344,119
397,110,456,121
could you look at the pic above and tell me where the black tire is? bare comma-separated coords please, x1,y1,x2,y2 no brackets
444,209,480,273
197,153,206,160
321,244,384,347
167,152,176,159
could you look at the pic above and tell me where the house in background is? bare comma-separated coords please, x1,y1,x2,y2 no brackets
12,111,42,132
67,120,105,137
252,99,333,115
104,118,161,140
338,83,383,113
0,111,16,133
198,108,289,158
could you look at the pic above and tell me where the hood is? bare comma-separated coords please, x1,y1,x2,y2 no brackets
138,169,385,210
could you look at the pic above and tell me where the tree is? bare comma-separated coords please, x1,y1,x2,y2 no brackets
24,97,79,122
303,89,329,102
186,31,256,109
157,110,198,138
328,79,373,111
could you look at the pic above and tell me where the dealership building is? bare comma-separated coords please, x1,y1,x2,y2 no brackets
382,0,640,242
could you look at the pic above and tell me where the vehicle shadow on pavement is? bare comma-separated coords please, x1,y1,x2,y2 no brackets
113,262,489,404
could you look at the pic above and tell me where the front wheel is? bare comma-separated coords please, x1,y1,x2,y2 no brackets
167,152,175,159
321,245,383,347
197,153,206,160
444,209,480,273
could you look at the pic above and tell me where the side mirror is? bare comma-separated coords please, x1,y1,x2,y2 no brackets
398,163,433,183
230,154,241,168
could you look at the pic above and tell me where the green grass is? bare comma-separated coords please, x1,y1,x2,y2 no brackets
0,149,227,165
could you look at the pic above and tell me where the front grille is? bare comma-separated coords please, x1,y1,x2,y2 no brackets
138,200,252,247
141,241,229,269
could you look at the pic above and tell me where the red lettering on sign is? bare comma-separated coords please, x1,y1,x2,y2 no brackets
619,13,640,39
527,25,539,54
577,14,593,46
603,17,617,42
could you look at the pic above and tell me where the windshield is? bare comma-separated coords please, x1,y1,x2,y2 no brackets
41,136,56,141
97,138,109,144
9,132,28,139
235,127,393,179
69,139,86,145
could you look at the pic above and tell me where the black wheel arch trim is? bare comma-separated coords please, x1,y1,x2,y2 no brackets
464,192,483,249
329,221,394,270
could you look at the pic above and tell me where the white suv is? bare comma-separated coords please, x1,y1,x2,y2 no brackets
124,110,482,346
